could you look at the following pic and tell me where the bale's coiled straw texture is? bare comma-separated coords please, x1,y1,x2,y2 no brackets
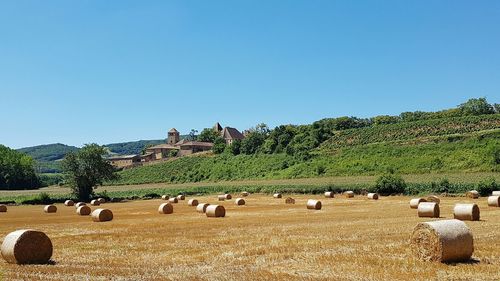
206,205,225,218
306,199,322,210
158,203,173,214
418,202,440,218
1,229,53,264
91,208,113,222
453,204,480,221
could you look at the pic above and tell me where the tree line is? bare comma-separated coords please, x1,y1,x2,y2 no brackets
0,145,40,190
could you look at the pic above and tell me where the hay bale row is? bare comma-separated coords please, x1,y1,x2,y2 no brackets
418,202,440,218
426,195,440,204
76,205,91,216
75,202,86,208
158,203,173,214
410,198,427,209
177,195,185,200
1,229,53,264
224,194,232,200
306,199,321,210
44,205,57,213
196,203,209,213
367,193,379,200
241,191,249,197
488,196,500,207
0,205,7,212
97,198,106,204
169,197,178,204
188,199,199,206
324,192,334,198
344,191,354,198
453,203,480,221
273,193,282,199
64,200,74,206
492,191,500,196
466,190,479,199
161,195,169,200
90,200,100,206
235,198,245,205
410,219,473,262
91,209,113,222
206,205,225,218
218,195,226,201
285,197,295,204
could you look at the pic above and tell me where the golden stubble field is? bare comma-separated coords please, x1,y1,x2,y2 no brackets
0,194,499,281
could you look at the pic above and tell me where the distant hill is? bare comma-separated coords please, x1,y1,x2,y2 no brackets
18,143,79,162
104,139,166,155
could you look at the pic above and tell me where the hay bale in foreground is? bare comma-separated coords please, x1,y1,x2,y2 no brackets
44,205,57,213
367,193,379,200
241,191,249,197
285,197,295,204
158,203,173,214
91,208,113,222
188,199,199,206
306,199,322,210
224,194,232,200
273,193,282,198
169,197,178,204
466,190,479,199
410,219,473,262
324,192,334,198
235,198,245,205
0,205,7,212
161,195,169,200
426,195,440,204
206,205,225,218
492,191,500,196
453,203,480,221
177,195,185,200
410,198,427,209
75,202,86,208
64,200,74,206
97,198,106,204
76,205,91,216
487,196,500,207
196,203,210,213
1,229,53,264
418,202,440,218
90,200,100,206
344,191,354,198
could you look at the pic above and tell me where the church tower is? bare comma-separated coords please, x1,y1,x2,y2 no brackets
167,128,180,145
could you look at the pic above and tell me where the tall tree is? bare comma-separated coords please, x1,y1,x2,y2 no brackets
62,144,117,201
197,128,220,142
0,145,40,190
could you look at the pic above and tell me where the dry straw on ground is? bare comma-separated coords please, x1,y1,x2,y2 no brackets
90,200,100,206
418,202,440,218
206,205,225,218
224,194,232,200
241,191,249,197
344,191,354,198
196,203,209,213
91,209,113,222
492,191,500,196
285,197,295,204
97,198,106,204
306,199,322,210
426,195,440,204
177,195,185,200
235,198,245,205
273,193,282,198
1,229,53,264
367,193,379,200
75,202,86,208
410,198,427,209
453,203,480,221
0,204,7,212
169,197,178,204
218,195,225,201
76,205,91,216
158,203,173,214
64,200,74,206
410,219,474,262
43,205,57,213
324,192,334,198
161,195,169,200
487,196,500,207
187,199,199,206
466,190,479,199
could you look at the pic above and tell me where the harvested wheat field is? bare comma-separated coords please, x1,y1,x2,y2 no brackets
0,195,499,280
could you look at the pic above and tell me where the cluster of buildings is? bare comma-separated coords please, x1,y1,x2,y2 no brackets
107,123,245,169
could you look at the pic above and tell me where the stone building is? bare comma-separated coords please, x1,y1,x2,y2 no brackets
221,126,245,145
107,154,141,168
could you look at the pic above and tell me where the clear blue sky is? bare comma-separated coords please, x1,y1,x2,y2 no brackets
1,1,499,149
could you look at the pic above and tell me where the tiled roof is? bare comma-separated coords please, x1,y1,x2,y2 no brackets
222,127,245,140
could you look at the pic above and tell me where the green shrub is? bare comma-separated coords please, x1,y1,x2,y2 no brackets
476,177,498,196
374,173,406,195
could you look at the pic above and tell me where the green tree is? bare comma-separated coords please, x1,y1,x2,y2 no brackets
372,115,400,125
188,129,198,141
62,144,118,201
0,145,40,190
374,173,406,195
197,128,220,142
459,97,494,115
212,137,226,154
228,139,242,155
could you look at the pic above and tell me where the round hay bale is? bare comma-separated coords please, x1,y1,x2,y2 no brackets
273,193,282,198
196,203,210,213
64,200,74,206
177,195,185,200
410,219,473,262
235,198,245,205
487,196,500,207
91,208,113,222
1,229,53,264
206,205,225,218
306,199,322,210
76,205,91,216
97,198,106,204
418,202,440,218
0,205,7,212
410,198,427,209
161,195,170,200
218,195,226,201
241,191,249,197
285,197,295,204
75,202,86,208
324,192,334,198
158,203,173,214
44,205,57,213
224,194,232,200
344,191,354,198
188,199,199,206
90,200,100,206
367,193,379,200
169,197,178,204
426,195,440,204
453,203,480,221
492,191,500,196
466,190,479,199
